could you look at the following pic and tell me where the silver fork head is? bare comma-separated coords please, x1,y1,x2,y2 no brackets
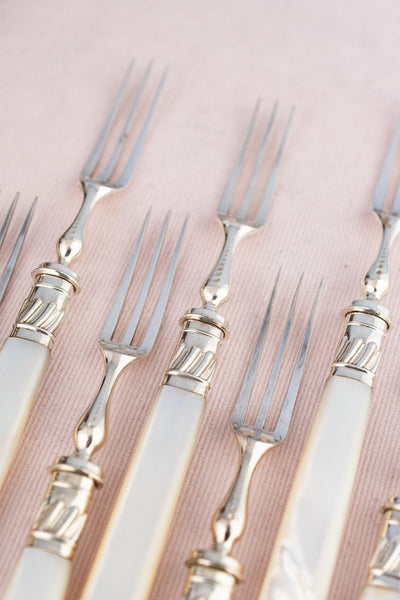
372,115,400,215
80,61,167,190
217,102,294,227
99,210,187,361
0,193,37,305
231,274,322,445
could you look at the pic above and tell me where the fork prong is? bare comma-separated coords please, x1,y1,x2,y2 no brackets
0,193,18,253
253,107,294,227
0,197,37,304
140,216,188,351
100,62,153,182
253,272,303,429
80,60,134,179
373,115,400,211
217,100,260,216
237,103,278,221
115,68,168,188
121,211,170,345
274,279,323,440
231,270,280,425
100,209,150,342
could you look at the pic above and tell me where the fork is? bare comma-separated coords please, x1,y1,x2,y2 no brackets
0,193,37,305
258,119,400,600
0,61,166,488
4,210,186,600
180,273,322,600
80,103,293,600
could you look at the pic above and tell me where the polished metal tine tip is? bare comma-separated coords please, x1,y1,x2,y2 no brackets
100,61,154,182
115,67,168,188
253,272,303,429
0,192,19,252
218,100,261,216
231,269,281,425
141,215,188,352
274,278,323,440
373,114,400,212
121,211,170,345
0,196,38,305
100,209,150,342
254,107,294,226
80,61,134,179
237,103,278,221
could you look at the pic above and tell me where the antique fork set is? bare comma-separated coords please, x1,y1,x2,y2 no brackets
0,63,400,600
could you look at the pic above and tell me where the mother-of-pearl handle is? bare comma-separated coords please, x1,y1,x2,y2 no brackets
0,337,49,486
258,374,372,600
360,587,400,600
81,384,205,600
4,547,71,600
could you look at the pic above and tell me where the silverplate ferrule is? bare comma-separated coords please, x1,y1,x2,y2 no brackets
181,550,243,600
331,298,390,388
11,262,80,349
365,497,400,592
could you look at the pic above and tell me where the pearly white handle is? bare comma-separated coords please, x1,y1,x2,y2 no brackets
258,374,372,600
82,384,205,600
360,586,400,600
0,337,49,487
4,546,71,600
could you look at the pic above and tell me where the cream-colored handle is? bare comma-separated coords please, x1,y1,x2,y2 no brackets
360,586,400,600
4,547,71,600
258,375,372,600
0,337,49,487
82,384,205,600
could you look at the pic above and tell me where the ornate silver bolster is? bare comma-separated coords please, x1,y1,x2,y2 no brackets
366,497,400,592
181,550,243,600
163,308,229,397
29,456,103,559
11,262,80,349
331,299,390,388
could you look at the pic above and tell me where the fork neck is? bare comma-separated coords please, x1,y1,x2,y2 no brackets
57,181,113,266
200,216,255,310
363,210,400,301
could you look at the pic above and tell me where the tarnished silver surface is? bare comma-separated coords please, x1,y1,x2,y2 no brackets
365,498,400,592
29,214,186,559
181,276,322,600
11,62,166,348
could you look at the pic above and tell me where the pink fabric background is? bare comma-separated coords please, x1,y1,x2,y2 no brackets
0,1,399,598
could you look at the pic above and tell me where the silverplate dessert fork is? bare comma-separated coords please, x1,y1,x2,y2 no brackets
0,61,166,489
180,273,322,600
0,193,36,304
4,211,187,600
78,103,294,600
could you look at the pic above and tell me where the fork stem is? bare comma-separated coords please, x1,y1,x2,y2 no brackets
363,211,400,301
213,436,271,554
57,182,112,266
201,217,255,310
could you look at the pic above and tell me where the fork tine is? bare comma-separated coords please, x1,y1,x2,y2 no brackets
218,100,260,216
373,115,400,211
100,62,153,182
236,103,278,220
80,60,134,179
274,279,323,439
121,211,170,345
0,197,37,304
231,270,280,425
140,216,188,351
100,209,150,341
253,272,303,429
253,107,294,226
0,193,18,252
115,68,168,188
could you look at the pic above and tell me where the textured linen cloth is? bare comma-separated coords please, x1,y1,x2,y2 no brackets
0,1,399,599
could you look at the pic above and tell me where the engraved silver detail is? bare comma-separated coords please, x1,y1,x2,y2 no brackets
331,299,390,388
181,550,242,600
367,497,400,592
11,262,80,349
